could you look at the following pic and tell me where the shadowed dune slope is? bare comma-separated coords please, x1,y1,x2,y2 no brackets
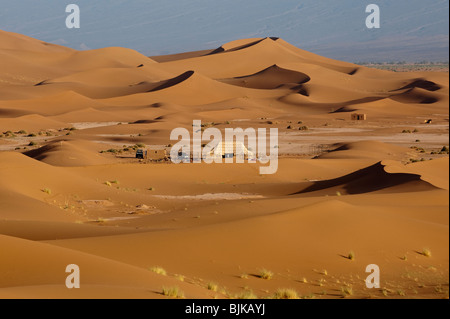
219,64,311,89
294,161,439,196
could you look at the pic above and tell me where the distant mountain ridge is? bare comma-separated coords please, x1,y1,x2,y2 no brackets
0,0,448,62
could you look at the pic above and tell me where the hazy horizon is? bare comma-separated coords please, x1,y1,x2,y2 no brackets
0,0,448,62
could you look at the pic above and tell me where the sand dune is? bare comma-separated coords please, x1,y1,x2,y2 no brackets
219,64,311,90
0,30,72,53
318,141,415,160
24,139,115,167
0,30,448,299
0,114,67,132
295,161,438,196
0,234,212,299
0,91,105,117
390,87,445,104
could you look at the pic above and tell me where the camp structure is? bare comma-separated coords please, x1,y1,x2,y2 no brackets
351,113,367,121
210,141,255,160
136,147,167,161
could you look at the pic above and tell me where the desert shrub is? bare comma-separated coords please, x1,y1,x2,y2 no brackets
421,248,432,257
348,251,356,261
272,289,299,299
150,266,167,276
207,282,219,292
235,290,257,299
341,286,353,296
162,286,184,298
258,269,273,280
4,131,16,138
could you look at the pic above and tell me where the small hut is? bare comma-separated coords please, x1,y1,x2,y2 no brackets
351,113,367,121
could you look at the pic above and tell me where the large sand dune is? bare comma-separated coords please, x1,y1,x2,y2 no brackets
0,30,448,299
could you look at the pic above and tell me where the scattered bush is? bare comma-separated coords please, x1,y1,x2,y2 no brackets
150,266,167,276
3,131,16,138
341,286,353,296
162,286,184,299
348,251,356,261
207,282,219,292
420,248,432,257
272,289,299,299
235,290,257,299
258,269,273,280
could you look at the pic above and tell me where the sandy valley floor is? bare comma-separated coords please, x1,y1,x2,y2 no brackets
0,30,448,299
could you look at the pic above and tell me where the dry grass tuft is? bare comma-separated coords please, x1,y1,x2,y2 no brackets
162,286,184,299
272,288,299,299
258,269,273,280
150,266,167,276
